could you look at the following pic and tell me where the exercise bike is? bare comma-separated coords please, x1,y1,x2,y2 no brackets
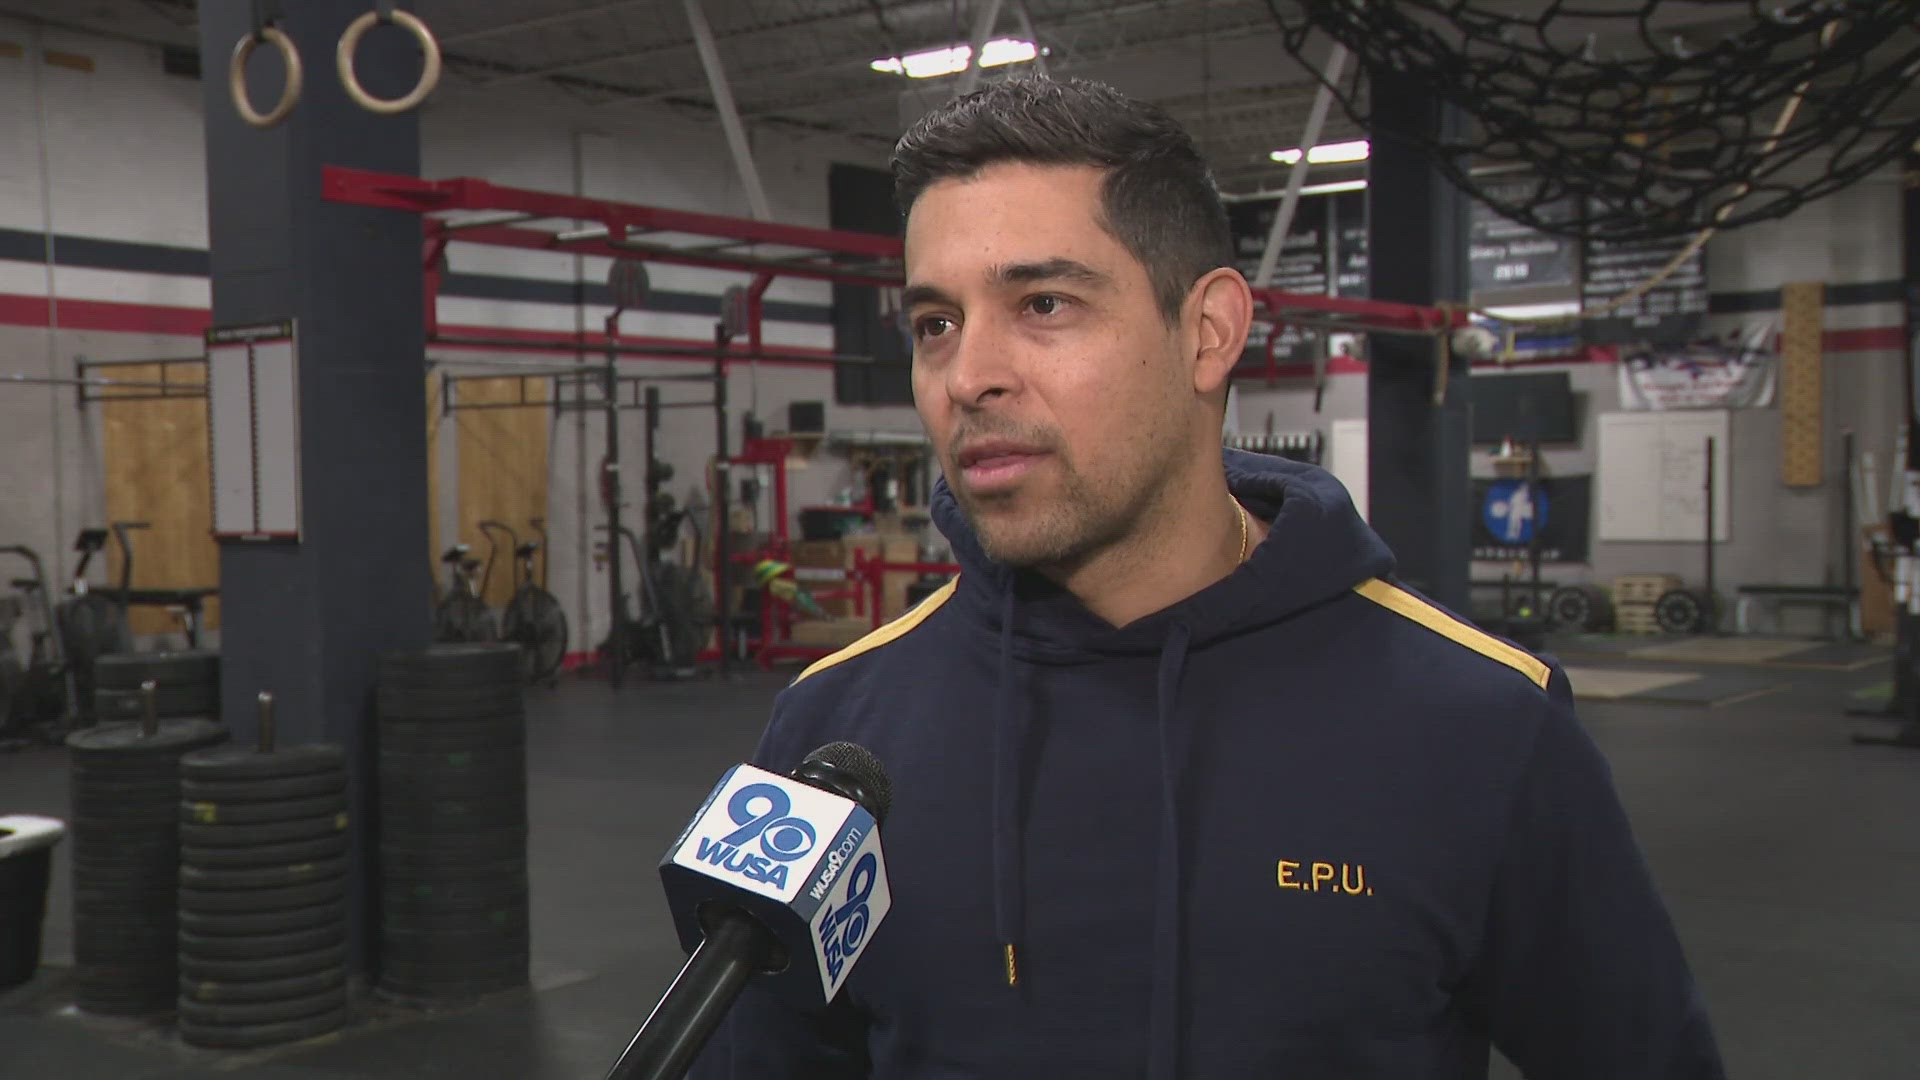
0,544,70,742
432,542,496,643
481,519,568,685
595,480,710,680
596,517,710,682
58,526,136,724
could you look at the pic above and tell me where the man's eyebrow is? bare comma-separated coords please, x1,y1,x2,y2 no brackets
991,257,1112,289
900,258,1111,310
901,283,956,310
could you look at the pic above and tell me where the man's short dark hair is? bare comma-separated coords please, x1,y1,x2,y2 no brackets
892,77,1235,326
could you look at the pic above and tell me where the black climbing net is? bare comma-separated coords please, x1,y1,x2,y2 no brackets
1273,0,1920,242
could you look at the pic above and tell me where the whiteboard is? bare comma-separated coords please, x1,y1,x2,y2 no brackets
250,339,301,536
1328,418,1369,521
1596,410,1730,542
207,322,301,540
208,341,254,537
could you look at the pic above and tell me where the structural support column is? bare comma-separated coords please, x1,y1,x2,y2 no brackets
958,0,1006,95
1365,69,1472,611
1010,0,1048,79
199,1,432,970
684,0,772,221
1255,42,1347,288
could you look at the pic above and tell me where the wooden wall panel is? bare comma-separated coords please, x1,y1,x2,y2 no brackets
427,374,442,587
454,376,550,609
1780,281,1824,488
101,363,219,634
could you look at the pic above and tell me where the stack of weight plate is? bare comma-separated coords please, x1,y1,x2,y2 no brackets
375,644,528,1002
176,744,351,1048
93,651,220,724
66,718,227,1015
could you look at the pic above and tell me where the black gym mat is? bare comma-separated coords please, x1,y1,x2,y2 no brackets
1630,670,1785,707
1564,666,1783,708
1767,642,1892,671
1553,634,1889,671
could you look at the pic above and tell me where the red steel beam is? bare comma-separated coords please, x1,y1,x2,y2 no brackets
444,222,901,288
322,169,1468,336
1252,289,1465,334
322,166,903,283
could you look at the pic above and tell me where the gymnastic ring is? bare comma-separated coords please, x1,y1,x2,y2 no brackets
337,8,442,115
229,25,303,129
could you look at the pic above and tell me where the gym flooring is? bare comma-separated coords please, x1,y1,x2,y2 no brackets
1,647,1916,1080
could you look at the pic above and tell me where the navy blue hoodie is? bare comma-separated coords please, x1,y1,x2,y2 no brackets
694,450,1723,1079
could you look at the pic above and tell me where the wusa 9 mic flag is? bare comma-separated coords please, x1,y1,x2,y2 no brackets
660,763,891,1004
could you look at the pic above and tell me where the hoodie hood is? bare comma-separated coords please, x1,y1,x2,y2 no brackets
930,448,1393,1080
931,447,1395,650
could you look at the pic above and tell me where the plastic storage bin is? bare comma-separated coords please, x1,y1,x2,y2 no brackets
0,814,66,990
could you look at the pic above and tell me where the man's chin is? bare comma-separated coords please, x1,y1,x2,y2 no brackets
968,516,1077,570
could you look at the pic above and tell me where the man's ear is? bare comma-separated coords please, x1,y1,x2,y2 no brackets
1188,267,1253,399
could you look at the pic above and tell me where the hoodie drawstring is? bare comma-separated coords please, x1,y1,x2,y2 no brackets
992,582,1025,988
1147,622,1194,1080
989,581,1198,1078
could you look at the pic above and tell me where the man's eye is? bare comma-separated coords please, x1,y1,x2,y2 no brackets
913,315,954,341
1027,294,1066,316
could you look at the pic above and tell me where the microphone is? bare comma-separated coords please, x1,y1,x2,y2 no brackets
604,742,894,1080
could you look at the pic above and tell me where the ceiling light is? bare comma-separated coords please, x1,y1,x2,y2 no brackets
1269,139,1371,166
871,38,1042,79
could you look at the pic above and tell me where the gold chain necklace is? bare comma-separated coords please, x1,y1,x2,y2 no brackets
1234,497,1248,563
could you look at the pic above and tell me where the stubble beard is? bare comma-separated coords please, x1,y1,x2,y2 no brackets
956,448,1176,576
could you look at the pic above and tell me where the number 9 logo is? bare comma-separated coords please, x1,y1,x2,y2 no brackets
723,782,818,862
760,817,817,861
839,905,870,953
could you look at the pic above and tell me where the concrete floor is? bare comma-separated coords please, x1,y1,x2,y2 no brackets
2,651,1917,1079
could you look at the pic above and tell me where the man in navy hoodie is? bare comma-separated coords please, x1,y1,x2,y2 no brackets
694,77,1724,1079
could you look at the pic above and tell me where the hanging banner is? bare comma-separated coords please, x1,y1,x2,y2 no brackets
1333,190,1368,298
1582,196,1708,346
1617,330,1776,411
1469,182,1578,294
1230,195,1330,370
1471,475,1592,563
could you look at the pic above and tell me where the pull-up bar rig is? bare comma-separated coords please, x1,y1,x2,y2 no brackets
323,164,1465,365
322,165,905,359
322,165,1471,676
323,164,919,684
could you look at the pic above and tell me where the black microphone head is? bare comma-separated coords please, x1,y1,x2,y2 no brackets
793,742,892,826
660,746,897,1004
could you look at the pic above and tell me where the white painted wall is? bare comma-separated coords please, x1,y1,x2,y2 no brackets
0,14,921,653
0,12,1906,648
1235,173,1909,631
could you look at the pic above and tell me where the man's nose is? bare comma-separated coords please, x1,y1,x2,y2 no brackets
945,315,1021,408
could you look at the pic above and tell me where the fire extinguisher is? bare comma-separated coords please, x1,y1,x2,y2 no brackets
599,456,620,511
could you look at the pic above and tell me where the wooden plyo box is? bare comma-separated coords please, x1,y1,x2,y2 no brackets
788,535,921,620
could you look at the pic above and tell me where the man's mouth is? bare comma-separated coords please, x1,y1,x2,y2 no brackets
956,440,1049,493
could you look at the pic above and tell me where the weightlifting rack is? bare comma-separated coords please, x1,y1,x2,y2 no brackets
322,166,1473,672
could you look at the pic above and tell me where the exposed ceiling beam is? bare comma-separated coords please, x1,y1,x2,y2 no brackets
483,0,1263,93
440,0,657,46
743,16,1278,121
476,1,880,86
434,47,891,147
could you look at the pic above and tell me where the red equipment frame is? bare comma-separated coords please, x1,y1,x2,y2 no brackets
322,164,1466,365
322,165,905,358
322,166,1470,667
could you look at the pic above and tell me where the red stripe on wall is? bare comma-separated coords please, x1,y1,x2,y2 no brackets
430,321,840,368
1823,325,1903,352
0,290,1904,359
0,292,207,335
0,292,840,365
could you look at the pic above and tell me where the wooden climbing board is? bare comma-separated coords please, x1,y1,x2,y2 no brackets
1779,281,1823,488
102,362,219,634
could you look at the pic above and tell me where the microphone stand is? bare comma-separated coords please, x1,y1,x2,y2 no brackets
604,911,771,1080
